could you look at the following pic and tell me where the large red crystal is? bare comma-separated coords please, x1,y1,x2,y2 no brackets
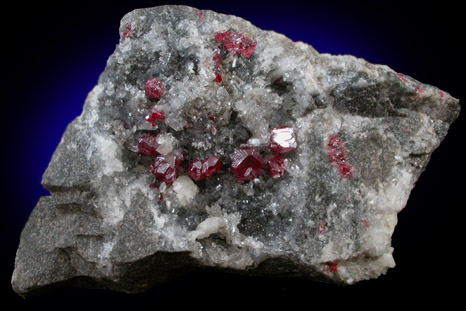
137,133,159,155
327,135,353,179
215,31,256,59
188,155,221,182
270,126,297,154
150,152,183,184
231,147,263,182
144,78,165,100
268,155,285,179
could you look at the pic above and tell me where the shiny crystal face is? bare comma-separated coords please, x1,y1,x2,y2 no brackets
269,126,297,154
144,77,165,100
230,147,264,182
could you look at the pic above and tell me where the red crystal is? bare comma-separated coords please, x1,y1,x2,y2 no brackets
325,262,338,273
268,155,285,179
188,159,204,182
144,78,165,100
145,108,165,126
396,72,409,84
215,31,256,59
231,147,263,182
122,22,132,38
319,222,326,235
195,9,204,23
362,219,368,227
213,73,222,83
150,152,183,184
137,133,159,155
327,135,353,179
270,126,297,154
188,155,221,182
203,155,221,177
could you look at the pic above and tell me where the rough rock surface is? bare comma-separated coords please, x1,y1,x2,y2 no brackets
12,5,460,296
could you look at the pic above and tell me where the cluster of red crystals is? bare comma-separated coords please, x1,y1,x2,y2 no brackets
270,126,297,154
145,107,165,126
144,78,165,100
215,31,257,59
212,49,222,83
231,147,263,182
438,91,445,98
415,87,423,94
150,151,184,184
327,135,353,179
325,262,338,273
188,155,221,182
268,155,285,179
137,133,159,155
122,22,132,38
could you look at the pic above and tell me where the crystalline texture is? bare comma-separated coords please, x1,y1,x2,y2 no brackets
268,155,285,179
269,126,297,154
144,78,165,100
231,147,264,182
11,5,460,297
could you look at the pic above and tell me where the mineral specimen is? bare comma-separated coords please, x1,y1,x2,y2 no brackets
11,5,460,296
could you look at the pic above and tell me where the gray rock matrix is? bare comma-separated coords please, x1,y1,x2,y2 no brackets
12,5,459,296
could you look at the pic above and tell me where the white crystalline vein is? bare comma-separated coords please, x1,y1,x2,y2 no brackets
95,134,124,176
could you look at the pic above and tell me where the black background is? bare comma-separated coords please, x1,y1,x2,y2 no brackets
2,0,464,307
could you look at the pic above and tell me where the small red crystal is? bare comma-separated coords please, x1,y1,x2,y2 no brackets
270,126,297,154
144,78,165,100
137,133,159,155
327,135,353,179
268,155,285,179
188,159,204,182
195,10,204,23
396,72,409,84
145,108,165,126
203,155,221,177
122,22,132,38
319,222,326,235
213,50,222,83
231,147,263,182
215,31,256,59
150,152,183,184
213,73,222,83
325,262,338,273
188,155,221,182
362,219,368,227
